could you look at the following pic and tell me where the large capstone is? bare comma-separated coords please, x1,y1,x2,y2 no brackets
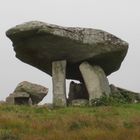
6,21,128,81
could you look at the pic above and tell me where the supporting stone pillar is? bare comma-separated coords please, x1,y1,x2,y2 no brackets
52,60,67,107
79,61,111,105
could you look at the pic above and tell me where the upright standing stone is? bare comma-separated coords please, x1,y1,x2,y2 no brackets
79,62,111,105
52,60,67,107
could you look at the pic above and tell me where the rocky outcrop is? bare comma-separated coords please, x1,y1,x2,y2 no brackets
6,81,48,105
110,84,140,103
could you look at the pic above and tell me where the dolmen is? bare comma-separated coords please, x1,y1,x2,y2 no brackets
6,21,128,107
6,81,48,105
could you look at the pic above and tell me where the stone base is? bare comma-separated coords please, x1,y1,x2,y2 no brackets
6,92,31,105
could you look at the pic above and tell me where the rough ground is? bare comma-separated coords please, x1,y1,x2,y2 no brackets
0,104,140,140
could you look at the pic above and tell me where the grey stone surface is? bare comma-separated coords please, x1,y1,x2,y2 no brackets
6,92,30,105
71,99,89,107
13,81,48,104
13,92,30,98
52,60,67,107
79,62,111,104
6,21,128,81
68,81,89,103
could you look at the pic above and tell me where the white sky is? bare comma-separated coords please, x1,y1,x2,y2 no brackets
0,0,140,103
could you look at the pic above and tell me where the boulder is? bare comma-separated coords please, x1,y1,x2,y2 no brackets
6,81,48,105
6,21,128,81
14,81,48,104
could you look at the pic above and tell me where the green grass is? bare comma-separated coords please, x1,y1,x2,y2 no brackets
0,104,140,140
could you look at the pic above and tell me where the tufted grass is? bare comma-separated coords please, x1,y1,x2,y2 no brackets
0,104,140,140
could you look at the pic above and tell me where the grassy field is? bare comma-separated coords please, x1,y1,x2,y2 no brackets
0,104,140,140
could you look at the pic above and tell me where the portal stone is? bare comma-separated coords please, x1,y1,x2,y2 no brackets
79,62,111,105
52,60,67,107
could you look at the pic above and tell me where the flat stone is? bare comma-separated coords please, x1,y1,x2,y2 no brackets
6,21,128,81
6,92,30,105
13,92,30,98
79,62,111,104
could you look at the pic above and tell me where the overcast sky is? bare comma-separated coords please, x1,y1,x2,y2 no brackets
0,0,140,103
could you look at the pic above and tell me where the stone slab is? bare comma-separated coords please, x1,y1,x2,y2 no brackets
52,60,67,107
79,62,111,104
6,21,128,81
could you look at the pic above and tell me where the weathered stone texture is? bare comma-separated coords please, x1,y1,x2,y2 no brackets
52,60,67,107
14,81,48,104
6,21,128,81
6,81,48,105
79,62,111,104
